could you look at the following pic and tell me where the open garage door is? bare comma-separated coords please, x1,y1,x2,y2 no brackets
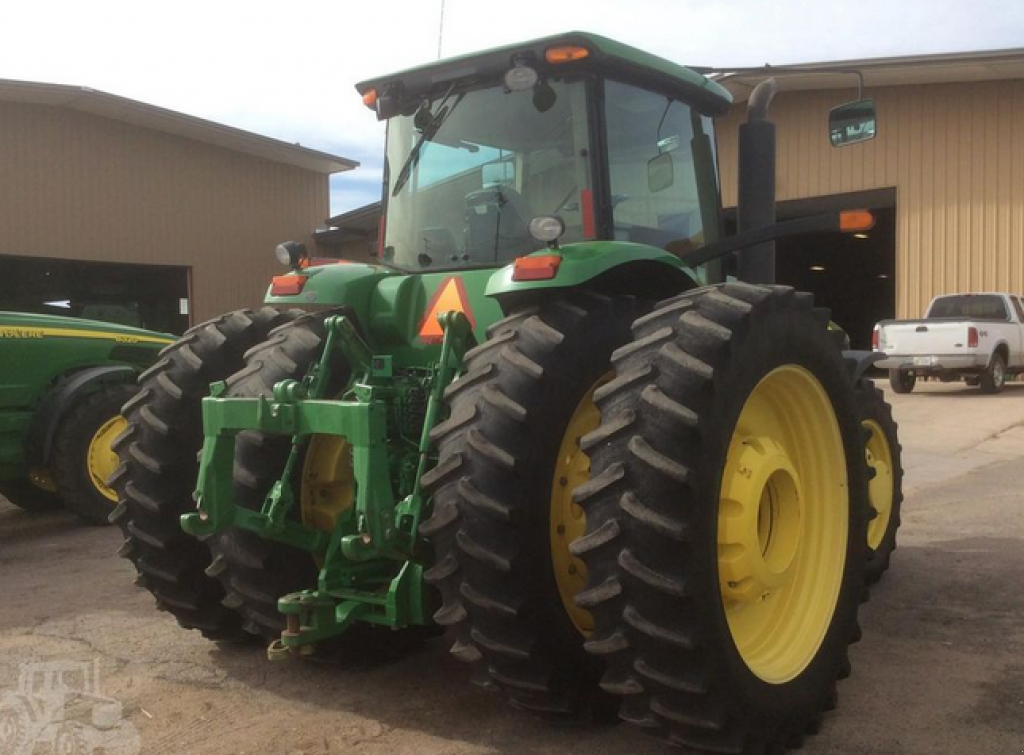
0,255,191,334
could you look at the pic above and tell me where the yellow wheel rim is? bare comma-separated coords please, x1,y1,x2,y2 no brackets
87,415,127,502
718,365,848,684
300,435,355,556
864,419,894,550
550,375,611,636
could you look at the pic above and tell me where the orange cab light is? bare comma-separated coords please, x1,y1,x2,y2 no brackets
362,88,378,108
271,274,307,296
512,255,562,281
839,209,876,232
545,45,590,64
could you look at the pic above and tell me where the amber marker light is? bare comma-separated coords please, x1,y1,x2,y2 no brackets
839,209,876,232
362,89,378,108
545,45,590,64
512,255,562,281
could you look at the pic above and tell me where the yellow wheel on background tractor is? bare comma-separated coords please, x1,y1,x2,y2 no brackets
573,283,869,754
55,384,137,524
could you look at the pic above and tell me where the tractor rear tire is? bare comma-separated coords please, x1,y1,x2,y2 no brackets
0,479,61,513
206,312,348,640
889,368,915,394
53,383,137,524
421,291,634,717
110,307,301,640
857,379,903,584
574,283,869,753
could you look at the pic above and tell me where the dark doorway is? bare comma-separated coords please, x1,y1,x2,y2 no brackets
0,255,191,334
724,188,896,350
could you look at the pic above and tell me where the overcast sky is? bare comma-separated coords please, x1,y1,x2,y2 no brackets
2,0,1022,217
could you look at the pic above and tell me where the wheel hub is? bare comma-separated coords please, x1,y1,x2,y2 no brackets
719,436,804,605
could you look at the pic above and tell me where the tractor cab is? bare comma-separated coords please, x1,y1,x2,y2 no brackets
357,32,732,284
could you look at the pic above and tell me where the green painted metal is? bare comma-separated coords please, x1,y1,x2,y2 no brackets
484,240,697,298
0,311,174,482
356,30,731,113
185,310,476,650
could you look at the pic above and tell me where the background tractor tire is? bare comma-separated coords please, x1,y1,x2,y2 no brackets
110,307,301,640
52,383,137,524
979,351,1006,394
856,379,903,584
421,292,634,717
0,478,60,513
574,283,869,753
206,312,348,640
889,368,915,394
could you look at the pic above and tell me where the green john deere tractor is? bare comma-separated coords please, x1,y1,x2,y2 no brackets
112,32,903,751
0,311,175,523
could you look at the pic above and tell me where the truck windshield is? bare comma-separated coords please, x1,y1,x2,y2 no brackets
381,79,591,271
928,295,1009,321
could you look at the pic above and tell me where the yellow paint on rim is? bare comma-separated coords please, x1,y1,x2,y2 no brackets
718,365,848,684
87,415,128,502
300,435,355,548
549,374,611,637
863,419,894,550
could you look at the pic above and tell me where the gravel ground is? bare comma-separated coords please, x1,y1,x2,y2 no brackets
1,379,1022,754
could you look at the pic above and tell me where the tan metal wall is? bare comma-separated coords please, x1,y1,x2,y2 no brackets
716,80,1024,318
0,101,330,323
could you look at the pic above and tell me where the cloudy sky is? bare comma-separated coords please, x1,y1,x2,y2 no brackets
2,0,1022,216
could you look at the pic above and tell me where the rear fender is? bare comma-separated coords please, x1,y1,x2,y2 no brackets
485,241,699,308
29,366,136,466
842,350,884,384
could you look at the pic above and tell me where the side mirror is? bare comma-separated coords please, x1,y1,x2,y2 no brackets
829,99,876,147
647,152,674,193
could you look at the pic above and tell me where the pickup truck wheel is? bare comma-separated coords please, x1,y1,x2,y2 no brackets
979,352,1006,394
888,369,916,394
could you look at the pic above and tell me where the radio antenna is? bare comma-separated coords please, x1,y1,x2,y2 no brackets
437,0,446,60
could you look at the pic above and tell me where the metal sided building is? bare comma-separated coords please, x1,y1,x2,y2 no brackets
714,48,1024,348
0,79,356,333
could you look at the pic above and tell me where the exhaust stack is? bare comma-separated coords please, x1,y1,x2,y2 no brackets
736,78,779,285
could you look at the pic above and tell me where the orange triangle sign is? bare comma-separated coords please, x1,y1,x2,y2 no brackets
418,276,476,344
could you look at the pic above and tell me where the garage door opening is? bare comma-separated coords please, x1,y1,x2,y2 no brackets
725,189,896,350
0,255,191,335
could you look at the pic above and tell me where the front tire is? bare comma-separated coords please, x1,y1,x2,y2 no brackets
889,369,916,394
574,284,869,753
53,383,137,524
422,292,634,716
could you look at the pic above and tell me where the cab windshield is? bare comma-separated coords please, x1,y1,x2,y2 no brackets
382,79,591,270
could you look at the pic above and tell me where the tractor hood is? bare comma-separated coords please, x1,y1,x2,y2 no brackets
0,311,175,345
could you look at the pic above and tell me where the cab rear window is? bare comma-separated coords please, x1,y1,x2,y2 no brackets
927,295,1009,321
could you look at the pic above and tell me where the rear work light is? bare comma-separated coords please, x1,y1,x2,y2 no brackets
512,255,561,281
271,274,307,296
968,326,979,348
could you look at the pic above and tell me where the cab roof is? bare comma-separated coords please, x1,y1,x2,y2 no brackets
356,31,733,116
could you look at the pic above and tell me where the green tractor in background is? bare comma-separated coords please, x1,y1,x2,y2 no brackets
0,312,174,523
112,32,903,752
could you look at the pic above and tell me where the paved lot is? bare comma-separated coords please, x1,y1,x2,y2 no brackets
2,379,1023,754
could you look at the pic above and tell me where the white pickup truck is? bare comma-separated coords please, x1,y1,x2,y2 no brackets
873,292,1024,394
